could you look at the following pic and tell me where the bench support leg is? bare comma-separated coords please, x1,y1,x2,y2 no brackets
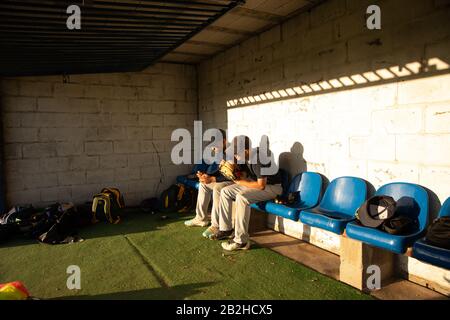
339,236,395,292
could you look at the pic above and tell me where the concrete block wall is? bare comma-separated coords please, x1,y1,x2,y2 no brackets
1,63,197,207
198,0,450,204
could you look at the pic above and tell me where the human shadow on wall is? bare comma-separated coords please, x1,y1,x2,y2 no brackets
278,142,307,180
254,135,278,174
273,142,310,242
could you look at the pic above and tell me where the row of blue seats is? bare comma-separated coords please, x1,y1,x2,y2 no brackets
176,166,449,270
251,172,449,270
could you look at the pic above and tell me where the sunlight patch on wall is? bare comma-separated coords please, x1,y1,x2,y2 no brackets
226,58,450,108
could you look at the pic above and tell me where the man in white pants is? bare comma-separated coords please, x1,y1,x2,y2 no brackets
184,129,233,239
213,136,283,251
190,177,233,238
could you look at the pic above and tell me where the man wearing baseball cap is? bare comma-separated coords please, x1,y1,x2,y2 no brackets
214,135,283,251
184,129,234,238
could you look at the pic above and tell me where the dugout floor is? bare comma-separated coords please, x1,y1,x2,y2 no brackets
1,210,372,300
2,209,447,300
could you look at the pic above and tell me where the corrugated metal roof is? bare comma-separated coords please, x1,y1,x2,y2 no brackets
161,0,326,64
0,0,242,76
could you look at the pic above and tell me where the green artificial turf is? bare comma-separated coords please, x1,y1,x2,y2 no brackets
0,210,372,300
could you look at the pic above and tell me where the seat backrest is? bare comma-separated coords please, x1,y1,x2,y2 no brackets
439,197,450,218
289,172,323,208
376,183,429,232
319,176,368,217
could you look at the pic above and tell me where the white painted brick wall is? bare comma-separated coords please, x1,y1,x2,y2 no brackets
1,63,197,207
198,0,450,205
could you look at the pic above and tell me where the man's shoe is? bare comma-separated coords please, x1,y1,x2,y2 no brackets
221,240,250,251
202,226,218,239
184,218,209,227
210,230,234,240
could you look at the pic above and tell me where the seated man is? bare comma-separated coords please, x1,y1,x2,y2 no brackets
214,136,283,251
184,129,233,234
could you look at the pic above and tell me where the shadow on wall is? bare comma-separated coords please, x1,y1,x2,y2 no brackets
255,137,307,181
279,142,307,180
226,57,450,109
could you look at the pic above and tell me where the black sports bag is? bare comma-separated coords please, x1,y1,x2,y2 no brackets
159,184,197,213
425,217,450,249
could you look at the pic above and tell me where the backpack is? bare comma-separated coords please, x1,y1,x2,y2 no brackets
0,205,36,225
178,187,197,213
19,205,57,239
92,187,124,224
425,217,450,249
100,188,125,208
38,204,83,245
0,205,49,240
159,184,197,213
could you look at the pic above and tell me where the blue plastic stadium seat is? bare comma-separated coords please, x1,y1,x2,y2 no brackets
346,183,429,254
251,172,323,221
412,197,450,269
299,177,368,234
439,198,450,217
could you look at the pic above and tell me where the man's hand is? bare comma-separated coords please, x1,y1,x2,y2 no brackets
198,173,208,183
196,171,208,182
198,173,216,184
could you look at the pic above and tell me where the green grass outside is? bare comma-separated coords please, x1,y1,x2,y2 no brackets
0,210,372,300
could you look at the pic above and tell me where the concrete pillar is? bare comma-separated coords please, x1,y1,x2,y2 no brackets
339,235,395,292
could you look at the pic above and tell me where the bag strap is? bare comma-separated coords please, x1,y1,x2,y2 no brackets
92,194,121,224
101,188,125,208
177,184,185,201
